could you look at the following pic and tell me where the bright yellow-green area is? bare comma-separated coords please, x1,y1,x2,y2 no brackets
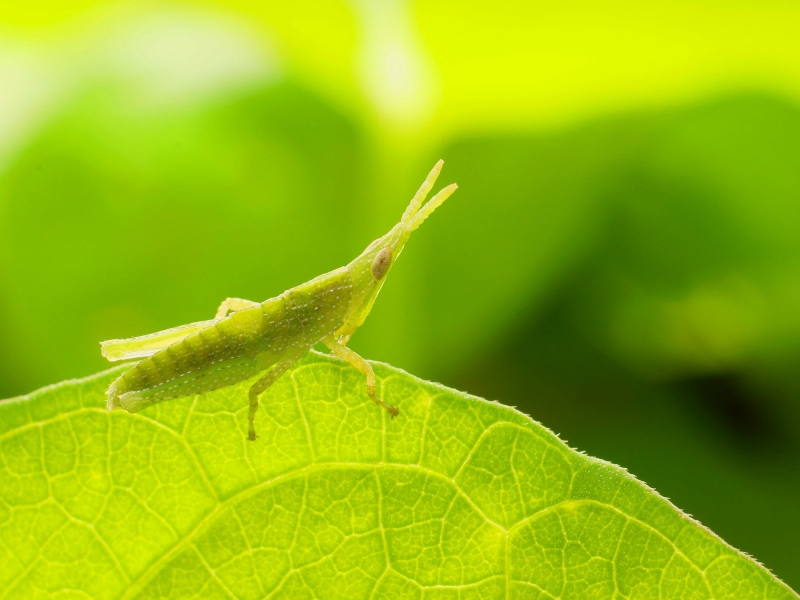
418,0,800,132
0,353,795,599
4,1,800,133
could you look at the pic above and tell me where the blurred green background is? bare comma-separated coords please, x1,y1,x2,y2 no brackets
1,0,799,589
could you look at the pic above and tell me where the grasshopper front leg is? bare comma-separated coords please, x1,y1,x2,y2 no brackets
322,336,399,418
215,297,260,319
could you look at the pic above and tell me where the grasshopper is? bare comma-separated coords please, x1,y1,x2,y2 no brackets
102,161,457,440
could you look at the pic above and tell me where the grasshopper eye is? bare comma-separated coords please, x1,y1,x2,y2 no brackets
371,248,392,280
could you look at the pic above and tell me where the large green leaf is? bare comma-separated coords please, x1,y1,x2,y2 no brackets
0,352,794,599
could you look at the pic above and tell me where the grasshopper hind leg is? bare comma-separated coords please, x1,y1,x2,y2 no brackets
322,337,399,418
215,297,260,319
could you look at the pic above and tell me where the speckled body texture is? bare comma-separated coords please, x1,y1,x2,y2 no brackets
103,160,458,438
110,267,353,413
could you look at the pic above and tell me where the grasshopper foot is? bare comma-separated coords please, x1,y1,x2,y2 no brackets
380,400,399,419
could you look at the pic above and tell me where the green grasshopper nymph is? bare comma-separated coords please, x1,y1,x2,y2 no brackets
101,161,457,440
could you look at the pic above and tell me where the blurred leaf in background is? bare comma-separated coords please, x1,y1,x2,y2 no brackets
1,0,800,590
443,94,800,588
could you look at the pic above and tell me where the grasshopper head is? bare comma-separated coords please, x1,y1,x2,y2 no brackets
340,160,457,338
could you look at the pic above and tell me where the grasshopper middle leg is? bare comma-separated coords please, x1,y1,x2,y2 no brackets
247,359,296,441
215,298,260,319
322,337,399,418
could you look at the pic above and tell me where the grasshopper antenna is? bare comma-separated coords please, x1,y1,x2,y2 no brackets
402,159,444,223
406,183,457,232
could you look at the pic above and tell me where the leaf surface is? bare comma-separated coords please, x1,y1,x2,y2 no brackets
0,352,795,599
